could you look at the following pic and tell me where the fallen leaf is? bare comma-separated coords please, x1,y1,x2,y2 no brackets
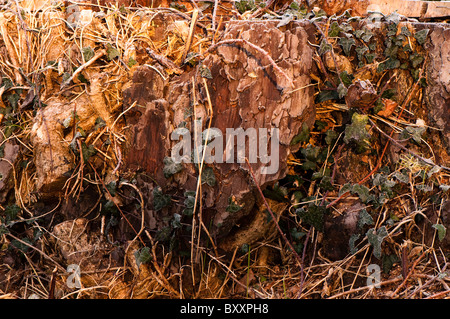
377,98,398,117
324,52,353,74
345,79,377,109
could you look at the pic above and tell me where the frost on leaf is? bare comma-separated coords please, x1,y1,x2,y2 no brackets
366,226,388,259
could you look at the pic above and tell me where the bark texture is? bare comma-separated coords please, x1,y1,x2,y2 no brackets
121,21,317,247
425,24,450,150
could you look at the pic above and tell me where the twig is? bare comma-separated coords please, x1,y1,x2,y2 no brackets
182,9,199,64
120,182,145,248
392,251,427,297
369,118,450,172
298,228,311,297
0,13,23,85
48,267,58,299
89,162,145,246
249,0,275,19
408,263,448,298
61,49,106,89
212,0,219,31
312,19,343,88
6,233,65,272
328,277,402,299
145,48,183,74
425,289,450,299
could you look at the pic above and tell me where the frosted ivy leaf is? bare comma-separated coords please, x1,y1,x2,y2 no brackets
366,226,388,259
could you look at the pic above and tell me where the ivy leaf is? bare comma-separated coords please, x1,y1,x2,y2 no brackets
361,30,373,43
81,143,96,162
201,166,216,187
93,117,106,131
338,37,355,56
337,83,348,99
134,246,152,269
101,200,118,215
354,29,365,39
402,126,425,144
226,196,243,213
392,171,409,184
339,183,353,196
277,13,294,27
289,1,300,10
325,130,338,146
414,29,429,45
366,226,388,259
127,57,137,67
199,64,213,79
183,191,196,216
302,160,317,171
339,71,354,87
235,0,257,13
410,53,424,68
316,89,339,103
1,77,13,91
62,112,75,128
295,204,326,232
382,254,400,274
328,21,342,37
291,123,310,146
432,224,446,242
4,204,21,224
357,209,374,229
155,226,171,242
0,225,9,236
290,228,306,241
263,182,289,202
82,46,95,62
105,181,117,197
355,46,369,61
339,22,353,32
384,57,400,70
163,156,183,178
352,184,371,203
301,145,321,162
349,233,361,254
319,176,334,191
7,92,20,109
344,113,370,145
365,53,376,64
171,213,182,229
400,26,412,37
153,187,172,211
10,237,32,254
318,39,332,55
106,43,120,61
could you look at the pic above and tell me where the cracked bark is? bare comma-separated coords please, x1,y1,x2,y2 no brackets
121,21,317,249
